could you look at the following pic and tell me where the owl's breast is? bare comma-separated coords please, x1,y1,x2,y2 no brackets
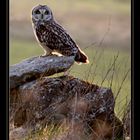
35,25,48,42
34,23,78,55
35,25,57,51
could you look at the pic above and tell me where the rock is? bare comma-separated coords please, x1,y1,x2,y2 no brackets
10,55,123,140
10,55,75,89
10,75,123,140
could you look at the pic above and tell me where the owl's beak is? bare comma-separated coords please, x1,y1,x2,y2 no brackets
41,14,43,19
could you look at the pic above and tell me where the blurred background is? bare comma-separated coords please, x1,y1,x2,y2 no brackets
10,0,131,118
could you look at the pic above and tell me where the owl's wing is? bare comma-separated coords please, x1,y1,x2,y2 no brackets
45,21,79,56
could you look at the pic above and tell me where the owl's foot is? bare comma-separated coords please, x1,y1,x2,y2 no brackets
39,53,53,58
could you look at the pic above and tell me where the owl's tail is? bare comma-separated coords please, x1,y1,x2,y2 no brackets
75,49,89,64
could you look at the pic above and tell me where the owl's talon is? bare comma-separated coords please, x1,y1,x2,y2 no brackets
39,53,53,58
39,55,47,58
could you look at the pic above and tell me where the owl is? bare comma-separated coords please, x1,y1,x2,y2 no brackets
31,5,89,63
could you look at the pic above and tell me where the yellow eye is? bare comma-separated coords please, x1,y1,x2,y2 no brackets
44,10,49,15
35,10,40,14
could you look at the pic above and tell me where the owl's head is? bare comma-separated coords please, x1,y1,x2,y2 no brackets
32,5,53,25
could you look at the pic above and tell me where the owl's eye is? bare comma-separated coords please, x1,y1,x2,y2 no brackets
44,10,49,15
35,10,40,14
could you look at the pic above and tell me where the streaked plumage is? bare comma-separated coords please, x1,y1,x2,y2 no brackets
31,5,89,63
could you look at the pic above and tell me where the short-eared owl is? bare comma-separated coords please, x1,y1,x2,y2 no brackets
31,5,89,63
